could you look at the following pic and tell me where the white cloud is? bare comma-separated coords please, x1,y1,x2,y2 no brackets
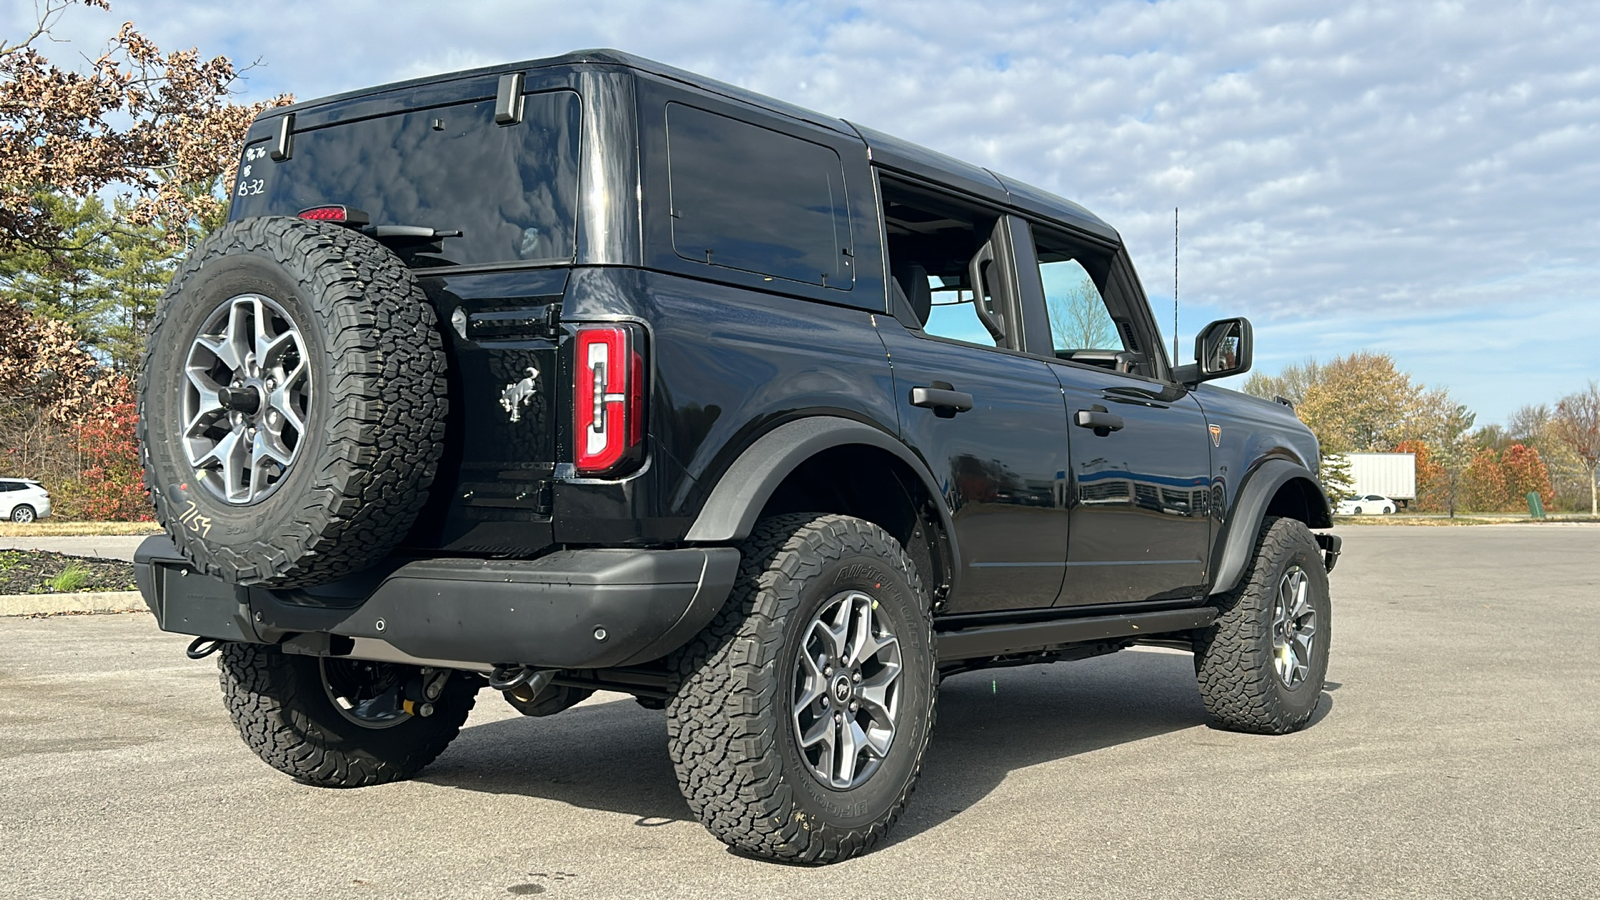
13,0,1599,422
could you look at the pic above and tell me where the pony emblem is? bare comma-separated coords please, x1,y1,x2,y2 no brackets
500,367,540,423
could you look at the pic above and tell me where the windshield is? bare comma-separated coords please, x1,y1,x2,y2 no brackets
232,90,582,268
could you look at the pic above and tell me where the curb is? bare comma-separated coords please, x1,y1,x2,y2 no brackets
0,591,145,617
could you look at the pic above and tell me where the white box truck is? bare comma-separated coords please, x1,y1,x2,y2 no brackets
1344,452,1417,508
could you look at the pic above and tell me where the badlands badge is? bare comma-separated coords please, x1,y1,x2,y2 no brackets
1209,424,1222,447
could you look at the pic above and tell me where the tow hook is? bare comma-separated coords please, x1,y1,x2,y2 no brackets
185,637,224,660
1315,533,1342,573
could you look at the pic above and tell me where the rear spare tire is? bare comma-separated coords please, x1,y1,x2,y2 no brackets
139,216,447,588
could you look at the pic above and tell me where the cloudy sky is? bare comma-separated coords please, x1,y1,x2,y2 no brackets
21,0,1600,424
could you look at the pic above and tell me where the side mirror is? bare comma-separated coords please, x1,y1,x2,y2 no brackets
1172,317,1253,386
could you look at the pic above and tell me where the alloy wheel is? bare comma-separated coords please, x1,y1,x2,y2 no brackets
792,590,904,789
181,293,310,505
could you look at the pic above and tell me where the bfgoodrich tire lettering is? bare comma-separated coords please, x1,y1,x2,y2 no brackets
218,643,476,786
138,216,447,588
1194,516,1332,734
666,514,936,864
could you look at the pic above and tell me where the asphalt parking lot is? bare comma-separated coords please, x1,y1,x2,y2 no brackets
2,525,1596,900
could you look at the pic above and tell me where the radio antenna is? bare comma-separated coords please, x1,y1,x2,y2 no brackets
1173,206,1179,362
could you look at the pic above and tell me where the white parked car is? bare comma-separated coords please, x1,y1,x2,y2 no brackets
1337,493,1396,515
0,478,52,523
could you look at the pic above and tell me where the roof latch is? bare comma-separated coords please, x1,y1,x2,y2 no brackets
495,72,525,125
269,112,295,161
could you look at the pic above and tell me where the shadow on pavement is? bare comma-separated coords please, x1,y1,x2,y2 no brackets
421,649,1333,840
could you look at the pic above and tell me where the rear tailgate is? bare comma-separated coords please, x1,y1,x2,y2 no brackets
231,89,584,556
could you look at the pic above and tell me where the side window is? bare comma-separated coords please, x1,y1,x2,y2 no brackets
1032,229,1153,374
666,103,853,289
881,182,1009,349
1041,258,1122,355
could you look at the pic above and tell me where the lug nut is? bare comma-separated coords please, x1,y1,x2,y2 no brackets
853,672,861,682
824,666,833,677
849,701,858,712
834,713,843,723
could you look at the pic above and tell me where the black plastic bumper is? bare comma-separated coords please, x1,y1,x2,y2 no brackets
134,536,740,669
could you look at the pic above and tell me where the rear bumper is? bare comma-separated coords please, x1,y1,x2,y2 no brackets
134,536,739,669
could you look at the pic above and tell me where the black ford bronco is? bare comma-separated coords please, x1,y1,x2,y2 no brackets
135,49,1340,864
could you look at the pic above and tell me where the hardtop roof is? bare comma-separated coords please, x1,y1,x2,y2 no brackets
261,49,1117,241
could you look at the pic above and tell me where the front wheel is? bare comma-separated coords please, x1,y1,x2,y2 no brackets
667,514,936,864
218,643,477,786
10,505,35,523
1194,517,1331,734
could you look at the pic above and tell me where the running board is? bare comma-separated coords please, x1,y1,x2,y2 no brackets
936,607,1217,663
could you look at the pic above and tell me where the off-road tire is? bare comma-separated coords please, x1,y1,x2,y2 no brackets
1194,516,1331,734
218,643,476,786
10,505,35,523
139,216,447,588
666,514,937,864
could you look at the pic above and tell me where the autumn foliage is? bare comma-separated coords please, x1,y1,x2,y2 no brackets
0,298,150,519
1396,438,1553,514
0,0,290,253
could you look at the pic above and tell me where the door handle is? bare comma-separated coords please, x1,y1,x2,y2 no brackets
1075,408,1124,435
911,386,974,416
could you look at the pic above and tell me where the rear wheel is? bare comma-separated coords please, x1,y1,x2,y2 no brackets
667,514,936,864
218,643,477,786
10,505,34,523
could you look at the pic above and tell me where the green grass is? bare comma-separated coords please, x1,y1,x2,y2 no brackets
47,562,91,592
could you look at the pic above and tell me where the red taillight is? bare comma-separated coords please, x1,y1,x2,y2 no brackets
574,324,645,476
296,205,370,226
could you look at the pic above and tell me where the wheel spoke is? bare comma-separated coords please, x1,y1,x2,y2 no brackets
835,718,864,787
857,668,898,722
812,613,849,663
793,651,827,714
225,299,254,370
798,714,833,751
183,368,226,436
863,721,893,755
195,431,247,502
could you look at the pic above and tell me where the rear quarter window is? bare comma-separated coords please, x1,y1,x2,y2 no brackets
233,91,582,268
665,103,853,290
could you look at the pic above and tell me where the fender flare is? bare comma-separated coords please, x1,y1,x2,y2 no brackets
1209,458,1333,596
682,416,959,569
